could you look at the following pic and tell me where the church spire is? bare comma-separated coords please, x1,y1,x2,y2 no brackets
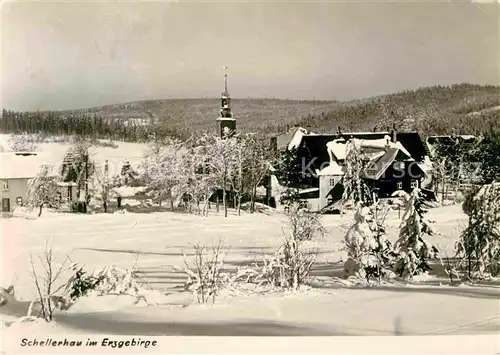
216,65,236,138
224,65,228,95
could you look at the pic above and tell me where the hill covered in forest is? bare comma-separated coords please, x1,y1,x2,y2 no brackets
1,83,499,139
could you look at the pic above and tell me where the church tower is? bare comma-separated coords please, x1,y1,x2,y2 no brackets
216,65,236,138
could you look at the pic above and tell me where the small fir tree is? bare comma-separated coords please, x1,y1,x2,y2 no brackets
343,202,395,283
341,139,372,212
274,148,303,207
393,188,438,280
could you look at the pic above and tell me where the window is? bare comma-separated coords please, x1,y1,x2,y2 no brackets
1,180,8,191
16,197,23,206
330,178,336,187
410,180,418,189
396,181,403,190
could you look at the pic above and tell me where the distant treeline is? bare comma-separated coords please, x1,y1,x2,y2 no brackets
1,83,499,141
0,109,189,141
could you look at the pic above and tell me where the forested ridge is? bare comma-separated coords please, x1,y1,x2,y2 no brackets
1,83,498,141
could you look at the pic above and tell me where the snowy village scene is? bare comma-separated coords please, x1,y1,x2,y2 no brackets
1,1,499,353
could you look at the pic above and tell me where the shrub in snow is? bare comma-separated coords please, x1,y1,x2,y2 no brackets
91,265,146,297
393,188,438,280
285,203,326,242
66,261,163,306
257,234,316,290
175,241,227,304
173,240,229,304
456,183,500,279
66,263,105,300
243,203,322,290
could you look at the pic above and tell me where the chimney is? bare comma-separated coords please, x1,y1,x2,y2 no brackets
391,123,397,143
306,125,311,133
337,126,342,135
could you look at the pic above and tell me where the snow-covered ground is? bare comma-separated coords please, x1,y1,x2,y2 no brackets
1,202,499,339
1,136,499,351
0,134,147,175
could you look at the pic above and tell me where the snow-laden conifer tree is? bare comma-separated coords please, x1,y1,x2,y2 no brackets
456,183,500,278
341,139,372,213
343,202,395,282
26,164,61,217
393,188,438,280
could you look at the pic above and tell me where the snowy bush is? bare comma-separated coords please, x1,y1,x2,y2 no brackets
456,183,500,279
241,204,322,290
66,263,105,300
257,235,316,290
393,188,439,280
285,203,325,242
175,241,227,304
91,265,147,297
65,260,163,307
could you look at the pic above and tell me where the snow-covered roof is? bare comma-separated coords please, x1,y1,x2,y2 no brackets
316,161,344,176
326,139,347,161
298,187,319,194
0,152,60,179
287,127,309,150
326,135,412,162
357,136,412,159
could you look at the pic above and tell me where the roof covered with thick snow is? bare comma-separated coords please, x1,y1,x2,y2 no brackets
326,135,412,162
0,152,60,179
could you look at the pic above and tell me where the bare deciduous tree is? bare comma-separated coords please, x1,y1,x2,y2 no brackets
28,239,70,322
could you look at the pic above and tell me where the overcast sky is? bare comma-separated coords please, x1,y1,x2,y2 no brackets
1,0,499,111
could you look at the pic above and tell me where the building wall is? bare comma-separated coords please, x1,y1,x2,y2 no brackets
0,178,78,213
318,174,343,210
0,178,30,212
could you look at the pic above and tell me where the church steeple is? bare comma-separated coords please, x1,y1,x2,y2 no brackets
216,65,236,138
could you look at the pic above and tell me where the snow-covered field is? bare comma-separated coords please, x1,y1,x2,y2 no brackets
1,136,499,349
0,134,146,175
1,202,499,338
